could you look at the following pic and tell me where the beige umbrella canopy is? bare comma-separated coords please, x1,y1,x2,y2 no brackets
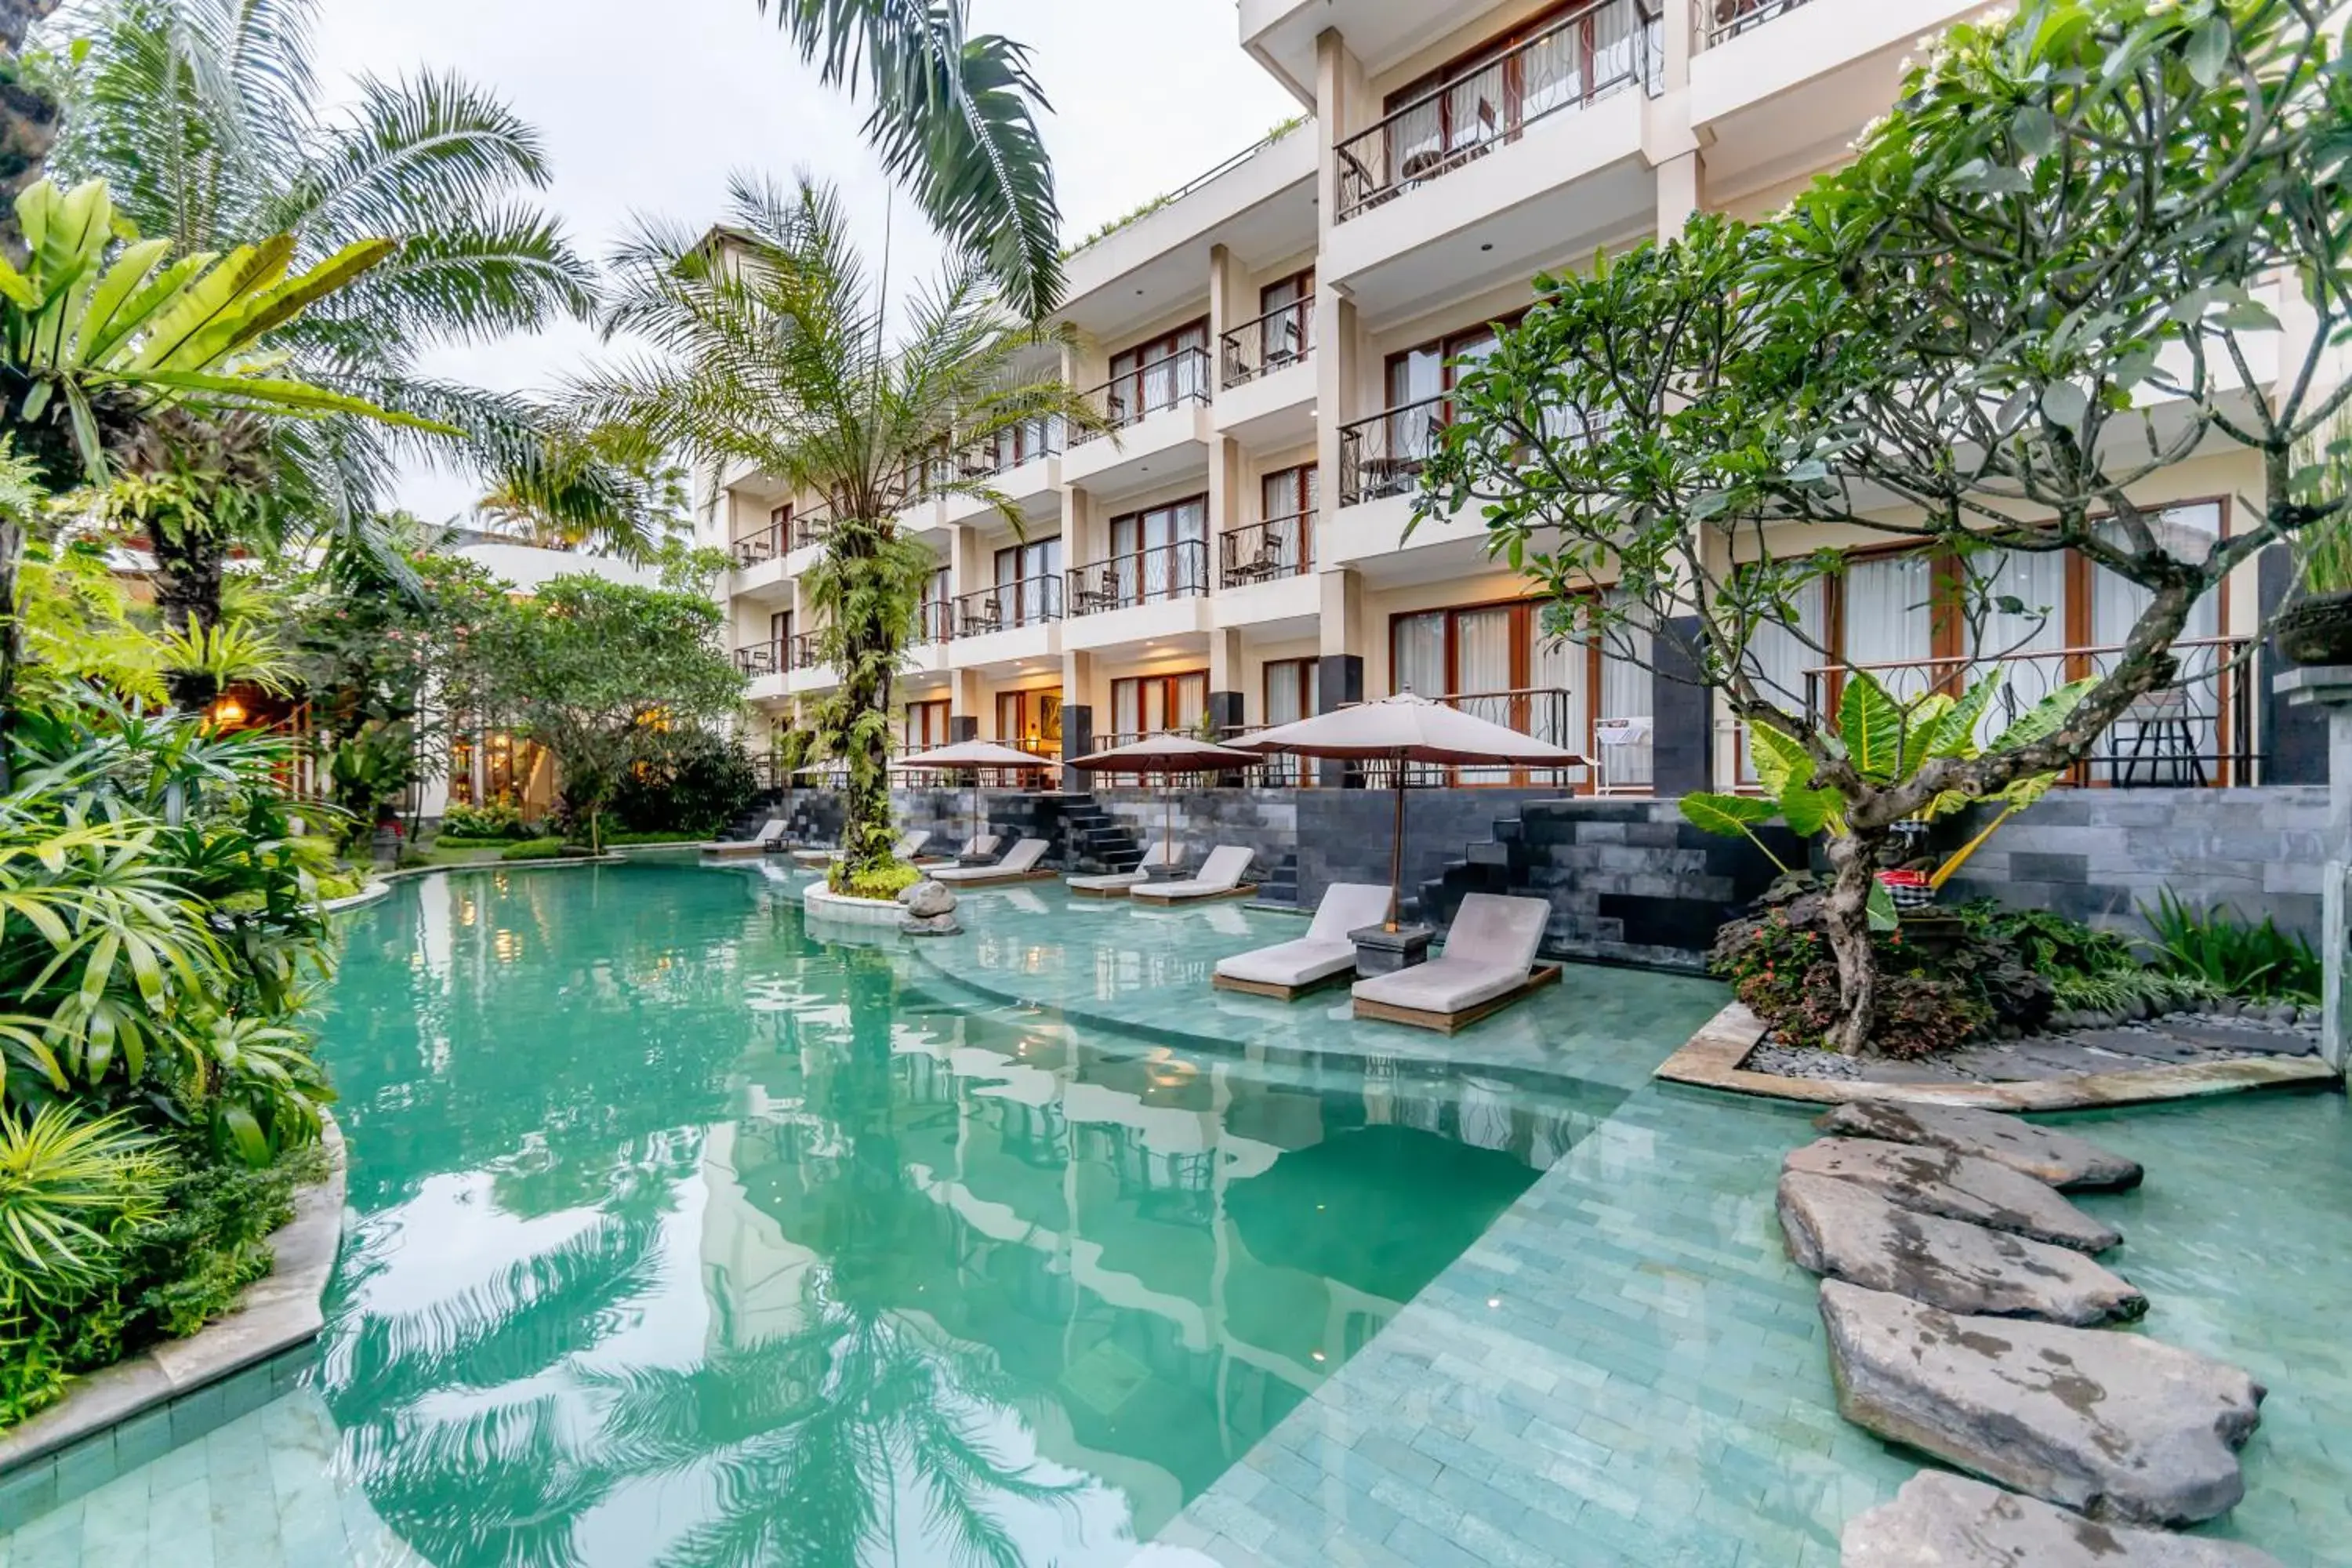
895,740,1061,845
1063,734,1265,862
1229,692,1588,928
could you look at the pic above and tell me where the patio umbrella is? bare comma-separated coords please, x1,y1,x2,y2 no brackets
894,739,1061,847
1229,691,1587,929
1063,734,1265,862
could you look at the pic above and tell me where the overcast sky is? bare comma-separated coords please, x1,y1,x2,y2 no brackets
308,0,1300,521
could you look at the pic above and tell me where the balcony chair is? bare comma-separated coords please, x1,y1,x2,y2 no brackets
1211,883,1395,1000
1351,893,1562,1035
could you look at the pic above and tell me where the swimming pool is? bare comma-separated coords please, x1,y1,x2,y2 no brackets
7,862,2342,1567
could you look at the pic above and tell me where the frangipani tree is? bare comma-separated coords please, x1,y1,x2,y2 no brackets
581,174,1101,890
1424,0,2352,1051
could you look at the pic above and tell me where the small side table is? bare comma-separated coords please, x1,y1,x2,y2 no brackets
1350,924,1433,977
1143,862,1188,883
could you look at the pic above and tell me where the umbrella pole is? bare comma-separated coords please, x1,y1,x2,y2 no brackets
1388,756,1406,931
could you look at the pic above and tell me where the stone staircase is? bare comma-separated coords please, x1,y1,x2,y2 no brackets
1051,793,1144,874
1411,799,1791,972
1258,850,1301,907
717,789,784,842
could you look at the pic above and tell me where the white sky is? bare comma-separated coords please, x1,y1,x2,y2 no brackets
309,0,1301,521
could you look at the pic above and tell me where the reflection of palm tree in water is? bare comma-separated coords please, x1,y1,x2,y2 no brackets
327,941,1083,1567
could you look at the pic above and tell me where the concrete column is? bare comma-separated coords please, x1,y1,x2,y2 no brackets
1650,615,1714,798
1657,151,1702,243
1207,435,1245,583
1315,652,1364,788
1315,28,1367,253
1319,564,1363,663
1660,0,1695,93
948,523,984,612
1316,289,1357,539
2274,666,2352,1074
951,670,985,734
1067,485,1101,569
1062,648,1098,773
949,714,978,744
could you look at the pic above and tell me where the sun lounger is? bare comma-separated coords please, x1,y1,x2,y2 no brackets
1129,845,1256,905
953,833,1002,863
702,818,787,857
1066,840,1180,898
1351,893,1561,1034
1213,883,1395,1000
929,837,1053,884
793,829,931,868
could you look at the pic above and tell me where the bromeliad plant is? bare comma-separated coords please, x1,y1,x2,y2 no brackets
1681,668,2092,931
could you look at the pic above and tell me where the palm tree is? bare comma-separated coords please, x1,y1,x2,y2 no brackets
35,0,654,581
583,173,1098,887
754,0,1064,321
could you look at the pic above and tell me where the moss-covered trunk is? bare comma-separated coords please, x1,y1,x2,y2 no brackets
151,526,227,711
1822,829,1887,1055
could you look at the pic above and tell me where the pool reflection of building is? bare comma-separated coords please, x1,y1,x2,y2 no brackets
696,952,1608,1542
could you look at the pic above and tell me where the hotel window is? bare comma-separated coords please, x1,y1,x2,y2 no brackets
1107,319,1209,423
1258,465,1317,573
993,537,1062,625
1109,496,1209,603
917,567,951,641
1258,269,1315,368
1382,2,1658,180
1261,658,1316,784
1112,670,1209,742
905,699,949,751
996,689,1062,757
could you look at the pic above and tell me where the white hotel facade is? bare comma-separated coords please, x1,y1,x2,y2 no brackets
698,0,2293,800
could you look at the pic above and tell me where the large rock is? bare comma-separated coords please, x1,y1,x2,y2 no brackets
1786,1138,2122,1252
1818,1102,2143,1191
1819,1281,2263,1526
900,879,957,918
1780,1174,2145,1327
1843,1472,2285,1566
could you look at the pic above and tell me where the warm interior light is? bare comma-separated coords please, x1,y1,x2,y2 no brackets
209,695,247,726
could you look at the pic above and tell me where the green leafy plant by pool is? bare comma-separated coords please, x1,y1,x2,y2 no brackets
831,858,921,902
1680,669,2091,933
2139,891,2321,1004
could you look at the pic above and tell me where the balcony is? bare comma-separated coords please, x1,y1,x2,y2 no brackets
942,420,1063,526
1796,637,2260,789
915,599,954,645
731,518,787,569
949,578,1063,640
1220,300,1314,389
734,639,786,677
1700,0,1817,46
1061,350,1215,495
1338,395,1447,509
1218,513,1314,590
1067,541,1210,618
1689,0,1992,191
788,506,835,554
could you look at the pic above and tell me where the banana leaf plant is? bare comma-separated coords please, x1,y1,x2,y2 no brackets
1680,668,2096,928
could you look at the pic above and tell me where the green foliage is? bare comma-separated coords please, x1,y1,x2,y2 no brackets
1711,909,1993,1058
445,574,745,850
0,1105,169,1306
749,0,1062,319
608,730,758,839
830,858,920,902
1954,901,2137,979
2139,891,2321,1004
500,838,566,862
438,802,528,841
2050,965,2212,1018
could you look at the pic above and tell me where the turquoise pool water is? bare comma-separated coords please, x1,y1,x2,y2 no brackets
5,862,2343,1568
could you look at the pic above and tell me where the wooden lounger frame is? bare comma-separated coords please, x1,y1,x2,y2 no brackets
1068,880,1142,899
1212,966,1356,1002
1130,883,1259,906
1352,964,1563,1035
935,869,1059,887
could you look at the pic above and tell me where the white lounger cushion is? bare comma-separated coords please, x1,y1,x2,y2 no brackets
896,829,931,858
1131,845,1254,903
1065,840,1180,893
1352,894,1551,1014
958,834,1002,858
1214,883,1392,986
931,838,1049,883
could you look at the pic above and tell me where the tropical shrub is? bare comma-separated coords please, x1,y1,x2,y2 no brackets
608,730,759,838
2140,891,2321,1004
438,802,527,840
832,859,921,902
500,837,565,862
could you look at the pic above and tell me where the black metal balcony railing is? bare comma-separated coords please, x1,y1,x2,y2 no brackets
954,419,1062,481
1699,0,1817,49
1797,636,2259,789
1066,539,1210,615
1403,689,1586,786
1219,513,1313,588
1068,348,1213,446
1334,0,1663,221
951,577,1063,639
790,506,836,553
731,523,782,569
915,599,953,644
734,639,785,677
1220,298,1316,388
787,632,823,673
1339,394,1450,506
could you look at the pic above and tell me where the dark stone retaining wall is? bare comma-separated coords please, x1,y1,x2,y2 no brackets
858,782,2329,963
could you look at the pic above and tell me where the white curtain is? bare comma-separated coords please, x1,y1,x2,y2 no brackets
1455,608,1515,781
1394,612,1446,697
1962,548,2069,740
1744,578,1824,782
1599,590,1653,789
1844,554,1938,702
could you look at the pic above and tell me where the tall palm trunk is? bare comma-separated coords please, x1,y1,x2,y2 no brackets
831,517,904,882
150,527,227,710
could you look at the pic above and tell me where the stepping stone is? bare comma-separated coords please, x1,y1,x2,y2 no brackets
1818,1280,2264,1526
1843,1472,2286,1566
2067,1029,2212,1065
1854,1059,1975,1085
1818,1102,2143,1191
1780,1174,2145,1326
1786,1138,2122,1252
2153,1020,2318,1058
